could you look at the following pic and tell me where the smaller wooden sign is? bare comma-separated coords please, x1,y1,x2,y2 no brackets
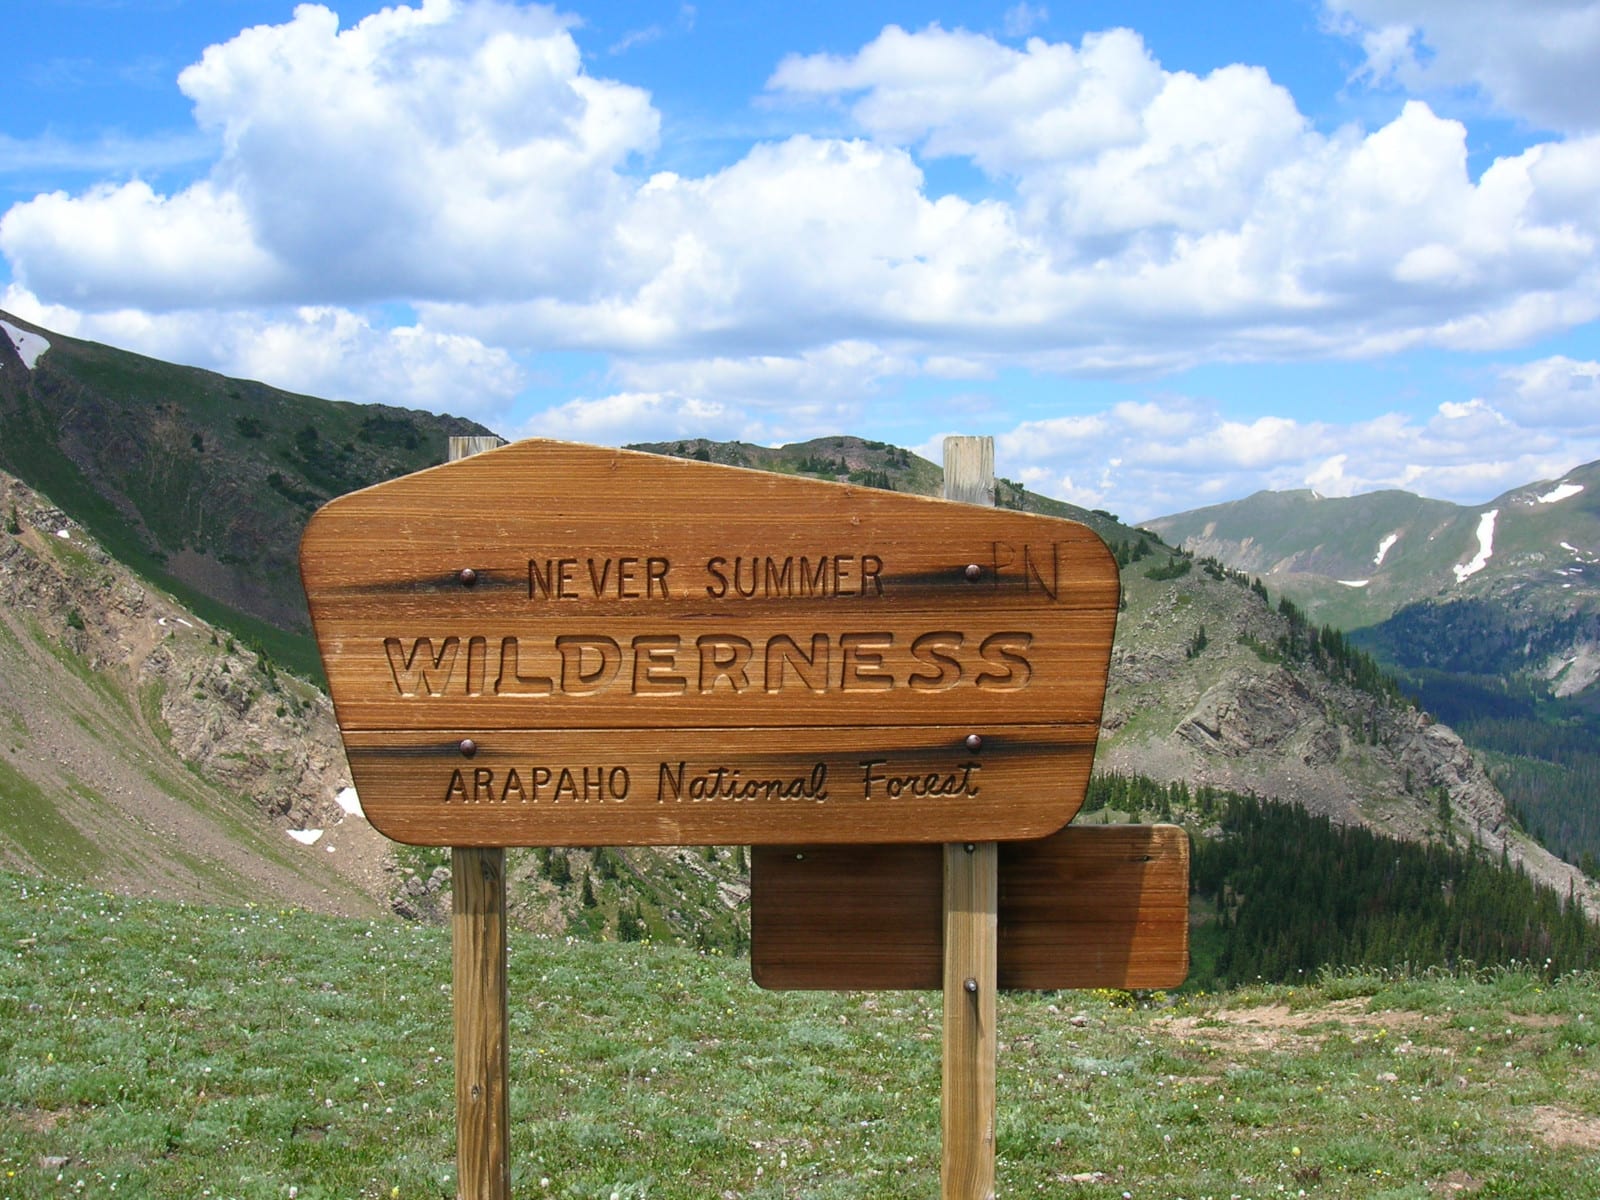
750,824,1190,990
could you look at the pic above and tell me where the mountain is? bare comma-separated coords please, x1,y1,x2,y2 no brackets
2,311,1594,931
0,465,389,913
1144,465,1600,638
632,441,1595,911
1147,466,1600,871
626,434,1087,520
0,310,494,679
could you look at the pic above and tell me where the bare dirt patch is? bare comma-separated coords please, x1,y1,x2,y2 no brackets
1527,1104,1600,1151
1156,998,1429,1055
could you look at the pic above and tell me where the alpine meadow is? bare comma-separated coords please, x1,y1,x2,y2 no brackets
6,310,1600,1194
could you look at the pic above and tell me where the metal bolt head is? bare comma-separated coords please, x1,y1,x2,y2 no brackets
964,733,983,753
458,738,478,757
964,563,983,581
964,977,979,995
457,567,478,587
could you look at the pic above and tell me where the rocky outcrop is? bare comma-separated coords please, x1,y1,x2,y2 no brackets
1099,558,1598,915
0,468,391,911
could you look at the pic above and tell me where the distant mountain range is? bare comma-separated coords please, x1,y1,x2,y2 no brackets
1148,464,1600,871
3,308,1595,927
1145,465,1600,642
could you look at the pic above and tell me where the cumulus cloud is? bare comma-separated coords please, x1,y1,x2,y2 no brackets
1,0,658,309
5,6,1598,371
1493,355,1600,431
982,358,1600,521
1325,0,1600,133
3,3,1600,503
1,285,521,416
519,390,735,445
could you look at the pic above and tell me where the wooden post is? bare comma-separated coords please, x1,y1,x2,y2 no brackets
942,437,998,1200
448,434,509,1200
453,844,509,1199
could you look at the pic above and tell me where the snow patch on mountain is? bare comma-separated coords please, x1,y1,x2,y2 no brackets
1374,532,1400,567
1338,579,1370,587
1,320,49,369
1453,510,1498,583
1538,483,1584,505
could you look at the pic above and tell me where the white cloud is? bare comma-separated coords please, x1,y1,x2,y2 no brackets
1326,0,1600,133
3,2,1600,510
981,357,1600,521
1,180,288,305
1,0,658,309
4,7,1598,379
613,340,910,406
0,129,214,175
1494,355,1600,431
520,390,735,445
1003,5,1049,39
0,285,521,416
228,308,524,415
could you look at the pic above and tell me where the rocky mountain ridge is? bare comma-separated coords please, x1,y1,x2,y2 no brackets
1144,463,1600,872
3,311,1594,929
1145,461,1600,652
1,464,753,942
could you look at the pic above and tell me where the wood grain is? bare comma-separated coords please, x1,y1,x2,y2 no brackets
446,435,510,1200
749,825,1191,991
941,435,999,1200
337,723,1098,846
943,839,997,1200
300,439,1120,846
452,844,510,1200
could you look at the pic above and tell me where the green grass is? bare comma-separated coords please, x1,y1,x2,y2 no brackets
4,870,1600,1197
0,765,105,876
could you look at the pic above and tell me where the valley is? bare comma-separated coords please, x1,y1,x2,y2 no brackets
2,308,1597,964
1148,460,1600,877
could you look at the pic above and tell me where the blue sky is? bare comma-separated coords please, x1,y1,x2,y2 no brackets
3,0,1599,520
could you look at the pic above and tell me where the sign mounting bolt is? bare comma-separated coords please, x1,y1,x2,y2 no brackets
457,567,478,587
458,738,478,758
964,563,983,581
964,733,983,753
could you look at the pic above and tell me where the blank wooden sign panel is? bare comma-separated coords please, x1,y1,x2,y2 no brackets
300,439,1120,846
750,824,1191,990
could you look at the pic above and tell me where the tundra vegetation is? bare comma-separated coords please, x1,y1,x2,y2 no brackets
4,869,1600,1199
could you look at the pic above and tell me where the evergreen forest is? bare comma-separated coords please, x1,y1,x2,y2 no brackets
1082,773,1600,991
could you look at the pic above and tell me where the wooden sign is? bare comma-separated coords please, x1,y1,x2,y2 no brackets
299,439,1119,846
750,824,1190,990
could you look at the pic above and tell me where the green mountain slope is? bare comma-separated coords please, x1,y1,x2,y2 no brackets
0,310,495,678
626,434,1108,525
0,468,389,913
1148,464,1600,870
1146,464,1600,637
4,310,1595,940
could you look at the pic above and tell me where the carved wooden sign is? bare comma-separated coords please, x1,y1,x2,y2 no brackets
299,439,1119,846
